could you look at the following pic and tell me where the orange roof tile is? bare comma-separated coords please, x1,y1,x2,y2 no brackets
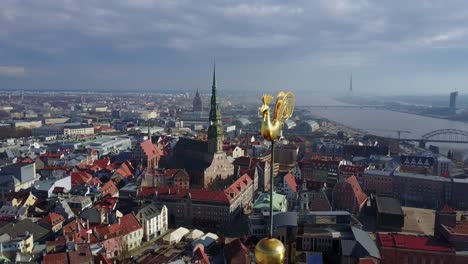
284,172,297,192
71,171,93,185
140,140,163,159
41,212,65,227
120,213,142,234
100,180,119,197
345,175,368,206
43,252,68,264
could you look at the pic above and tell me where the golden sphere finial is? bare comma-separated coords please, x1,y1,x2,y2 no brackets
255,237,286,264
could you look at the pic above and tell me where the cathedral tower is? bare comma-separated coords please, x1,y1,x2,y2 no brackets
207,63,223,153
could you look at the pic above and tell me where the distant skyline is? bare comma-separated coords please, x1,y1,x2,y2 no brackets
1,1,468,95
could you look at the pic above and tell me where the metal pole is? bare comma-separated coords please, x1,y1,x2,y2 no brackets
269,140,275,238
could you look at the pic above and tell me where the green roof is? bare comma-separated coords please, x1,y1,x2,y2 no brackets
253,192,286,211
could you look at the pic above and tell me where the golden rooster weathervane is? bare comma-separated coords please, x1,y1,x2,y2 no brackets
260,91,295,142
256,91,295,264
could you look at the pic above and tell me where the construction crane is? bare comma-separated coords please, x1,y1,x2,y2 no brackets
367,129,411,140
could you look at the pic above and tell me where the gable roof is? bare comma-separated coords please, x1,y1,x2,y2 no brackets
345,175,368,206
68,244,93,264
140,140,162,159
283,172,297,192
43,252,68,264
99,180,118,197
114,161,134,178
71,171,92,186
41,212,65,227
224,238,249,263
137,203,163,220
95,223,121,239
377,233,454,253
351,227,381,259
224,173,252,198
0,219,50,242
120,213,142,234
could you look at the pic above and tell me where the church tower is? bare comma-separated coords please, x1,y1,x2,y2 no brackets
193,89,203,112
207,63,224,153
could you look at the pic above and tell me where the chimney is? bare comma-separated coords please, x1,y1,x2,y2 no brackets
87,232,91,243
86,219,89,229
118,217,121,225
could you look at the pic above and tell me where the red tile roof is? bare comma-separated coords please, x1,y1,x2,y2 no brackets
187,189,231,203
192,244,210,264
43,252,68,264
137,187,178,197
93,159,111,169
224,174,252,197
68,244,93,264
17,157,34,164
100,180,119,197
71,171,93,185
377,233,454,253
120,213,142,234
440,203,455,212
224,238,249,262
140,140,162,159
41,212,65,227
41,153,64,159
94,196,118,211
95,253,113,264
339,165,366,174
88,176,102,186
155,188,231,203
345,175,368,206
63,219,86,235
164,169,179,177
96,223,121,239
115,161,134,178
284,172,297,192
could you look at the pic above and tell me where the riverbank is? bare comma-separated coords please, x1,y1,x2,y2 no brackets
334,97,468,125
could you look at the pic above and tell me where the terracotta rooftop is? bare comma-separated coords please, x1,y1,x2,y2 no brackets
43,252,68,264
283,172,297,192
377,233,454,253
94,196,118,211
71,171,92,185
140,140,163,159
339,164,366,173
41,212,65,227
68,244,93,264
224,173,252,198
99,180,118,197
120,213,142,234
93,159,110,169
96,223,121,239
346,175,368,206
115,161,134,178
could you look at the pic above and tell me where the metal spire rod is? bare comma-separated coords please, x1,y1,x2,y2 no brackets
269,140,275,238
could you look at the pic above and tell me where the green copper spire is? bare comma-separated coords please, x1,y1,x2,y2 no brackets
208,63,223,153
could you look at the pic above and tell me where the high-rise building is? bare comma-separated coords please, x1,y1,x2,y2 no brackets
449,91,458,112
192,89,203,112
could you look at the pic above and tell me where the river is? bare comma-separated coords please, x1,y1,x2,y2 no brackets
296,92,468,157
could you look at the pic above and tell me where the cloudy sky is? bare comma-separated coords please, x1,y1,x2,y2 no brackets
1,0,468,94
